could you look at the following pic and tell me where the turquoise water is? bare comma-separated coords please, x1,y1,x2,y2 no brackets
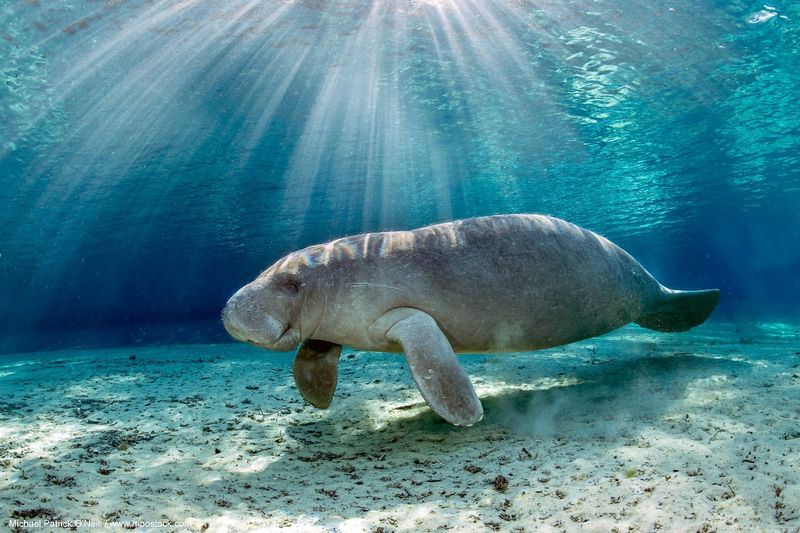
1,0,798,353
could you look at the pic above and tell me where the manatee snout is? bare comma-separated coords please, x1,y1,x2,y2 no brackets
223,286,295,350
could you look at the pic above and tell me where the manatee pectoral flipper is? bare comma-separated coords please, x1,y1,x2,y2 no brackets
293,339,343,409
382,308,483,426
635,288,721,332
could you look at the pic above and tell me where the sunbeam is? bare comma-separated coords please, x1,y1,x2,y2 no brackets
2,0,797,344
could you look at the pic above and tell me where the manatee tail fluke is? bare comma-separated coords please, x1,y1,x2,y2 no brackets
635,288,721,332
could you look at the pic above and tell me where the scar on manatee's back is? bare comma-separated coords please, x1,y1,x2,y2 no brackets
345,282,405,293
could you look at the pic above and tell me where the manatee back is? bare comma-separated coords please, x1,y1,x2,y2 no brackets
296,214,664,352
386,215,664,351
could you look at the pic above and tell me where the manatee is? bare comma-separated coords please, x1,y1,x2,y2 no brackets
223,214,720,426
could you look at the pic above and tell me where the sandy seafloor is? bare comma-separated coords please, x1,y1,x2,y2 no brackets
1,322,799,532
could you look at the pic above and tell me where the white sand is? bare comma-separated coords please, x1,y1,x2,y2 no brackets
1,322,799,532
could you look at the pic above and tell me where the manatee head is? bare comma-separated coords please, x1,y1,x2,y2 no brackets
222,261,309,352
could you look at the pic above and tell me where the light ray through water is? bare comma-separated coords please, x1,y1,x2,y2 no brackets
2,0,794,345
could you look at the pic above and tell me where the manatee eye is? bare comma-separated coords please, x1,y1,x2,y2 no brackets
282,277,302,295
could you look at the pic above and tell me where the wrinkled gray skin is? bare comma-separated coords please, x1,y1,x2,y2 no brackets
223,214,720,426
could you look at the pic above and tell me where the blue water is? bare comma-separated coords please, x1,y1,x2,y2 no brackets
1,0,798,354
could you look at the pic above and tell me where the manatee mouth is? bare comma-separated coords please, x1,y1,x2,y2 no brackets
251,322,290,346
258,326,301,351
244,323,298,351
223,305,299,351
224,314,301,352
